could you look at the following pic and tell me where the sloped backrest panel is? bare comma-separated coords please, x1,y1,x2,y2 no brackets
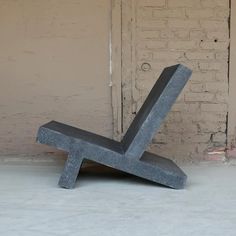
122,64,192,160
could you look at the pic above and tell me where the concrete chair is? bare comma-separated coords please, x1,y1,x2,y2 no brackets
37,64,192,189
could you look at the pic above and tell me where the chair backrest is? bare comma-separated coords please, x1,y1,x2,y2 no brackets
121,64,192,160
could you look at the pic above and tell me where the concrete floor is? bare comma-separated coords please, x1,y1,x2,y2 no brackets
0,161,236,236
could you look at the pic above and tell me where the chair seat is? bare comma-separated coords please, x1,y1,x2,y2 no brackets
39,121,124,154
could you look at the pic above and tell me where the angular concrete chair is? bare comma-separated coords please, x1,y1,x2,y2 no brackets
37,64,192,189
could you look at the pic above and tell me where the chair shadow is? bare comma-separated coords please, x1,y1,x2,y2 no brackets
76,161,170,189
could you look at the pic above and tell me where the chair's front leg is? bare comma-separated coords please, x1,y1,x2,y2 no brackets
58,150,83,189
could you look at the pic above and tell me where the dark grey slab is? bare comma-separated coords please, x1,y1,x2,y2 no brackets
122,64,192,160
36,64,192,189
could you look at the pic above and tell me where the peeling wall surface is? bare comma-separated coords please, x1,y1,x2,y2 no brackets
0,0,232,163
0,0,112,156
122,0,230,162
228,0,236,149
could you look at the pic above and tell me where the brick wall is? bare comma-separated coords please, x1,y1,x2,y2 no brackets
129,0,230,162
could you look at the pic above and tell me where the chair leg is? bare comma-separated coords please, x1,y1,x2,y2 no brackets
58,151,83,189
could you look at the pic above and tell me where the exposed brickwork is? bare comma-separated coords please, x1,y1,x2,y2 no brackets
133,0,230,162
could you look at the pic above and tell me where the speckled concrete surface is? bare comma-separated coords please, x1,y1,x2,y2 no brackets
0,162,235,236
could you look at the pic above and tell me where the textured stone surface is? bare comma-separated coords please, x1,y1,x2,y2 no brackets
37,64,192,189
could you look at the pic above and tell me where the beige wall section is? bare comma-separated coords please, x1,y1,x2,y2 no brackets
111,0,122,140
0,0,112,156
228,0,236,147
122,0,230,162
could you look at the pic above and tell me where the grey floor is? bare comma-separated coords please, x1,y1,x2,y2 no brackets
0,161,236,236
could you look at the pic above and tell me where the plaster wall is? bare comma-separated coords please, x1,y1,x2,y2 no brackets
228,0,236,148
0,0,233,163
0,0,112,157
